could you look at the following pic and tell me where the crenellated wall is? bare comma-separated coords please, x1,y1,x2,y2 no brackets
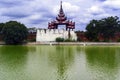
36,29,77,42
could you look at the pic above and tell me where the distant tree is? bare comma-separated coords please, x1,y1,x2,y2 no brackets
86,16,120,41
0,23,5,34
2,21,28,44
99,16,120,40
86,19,99,41
0,23,5,41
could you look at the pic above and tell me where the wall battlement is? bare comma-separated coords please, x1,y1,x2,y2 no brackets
37,29,66,34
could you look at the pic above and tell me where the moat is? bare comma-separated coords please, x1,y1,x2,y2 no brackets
0,45,120,80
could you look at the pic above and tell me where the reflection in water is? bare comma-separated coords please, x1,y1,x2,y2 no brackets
48,46,75,80
85,46,120,80
34,46,76,80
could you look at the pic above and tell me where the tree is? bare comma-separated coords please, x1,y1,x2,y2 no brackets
99,16,120,40
0,23,5,41
86,19,99,41
0,23,5,34
86,16,120,41
2,21,28,44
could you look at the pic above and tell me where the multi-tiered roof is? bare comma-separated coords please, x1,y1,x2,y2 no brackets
56,1,67,22
48,1,75,30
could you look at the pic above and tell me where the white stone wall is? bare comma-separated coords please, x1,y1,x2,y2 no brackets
36,29,77,42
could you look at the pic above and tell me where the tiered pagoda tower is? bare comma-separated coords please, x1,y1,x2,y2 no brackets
48,1,75,30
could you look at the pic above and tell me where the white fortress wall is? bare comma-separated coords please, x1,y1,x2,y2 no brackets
70,31,77,40
36,29,77,42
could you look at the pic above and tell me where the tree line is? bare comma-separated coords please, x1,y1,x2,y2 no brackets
85,16,120,41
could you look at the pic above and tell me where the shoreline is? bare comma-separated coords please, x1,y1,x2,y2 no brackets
1,41,120,46
27,42,120,46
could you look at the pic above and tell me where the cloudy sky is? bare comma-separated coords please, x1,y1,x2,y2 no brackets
0,0,120,31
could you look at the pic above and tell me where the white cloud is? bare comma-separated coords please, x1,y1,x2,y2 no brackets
29,14,42,20
63,2,80,13
87,5,105,14
103,0,120,9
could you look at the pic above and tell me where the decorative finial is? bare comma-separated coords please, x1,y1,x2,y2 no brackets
60,1,63,8
59,0,64,14
61,1,62,5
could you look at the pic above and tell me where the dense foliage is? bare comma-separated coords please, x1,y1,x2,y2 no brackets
2,21,28,44
0,23,5,34
86,16,120,41
56,37,64,42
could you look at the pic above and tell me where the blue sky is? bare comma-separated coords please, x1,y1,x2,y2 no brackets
0,0,120,31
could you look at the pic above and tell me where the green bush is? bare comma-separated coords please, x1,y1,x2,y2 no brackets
56,37,64,42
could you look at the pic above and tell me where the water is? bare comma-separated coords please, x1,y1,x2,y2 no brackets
0,45,120,80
